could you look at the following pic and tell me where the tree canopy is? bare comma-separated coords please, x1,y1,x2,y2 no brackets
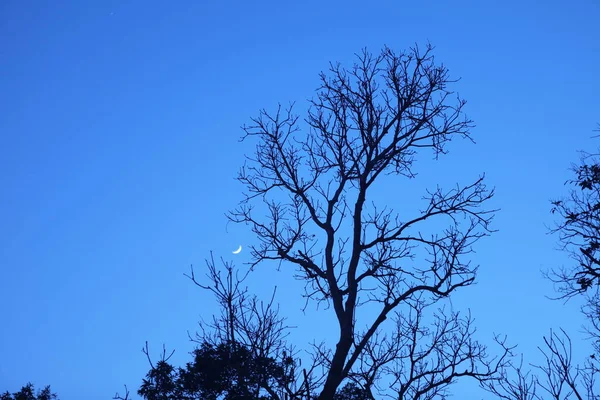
1,383,58,400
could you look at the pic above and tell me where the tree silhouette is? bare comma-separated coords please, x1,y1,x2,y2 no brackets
549,127,600,303
1,383,58,400
115,44,513,400
483,127,600,400
225,44,510,399
125,255,371,399
483,328,598,400
549,128,600,337
185,255,312,399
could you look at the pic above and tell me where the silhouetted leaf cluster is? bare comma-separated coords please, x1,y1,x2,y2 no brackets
1,383,58,400
135,340,368,400
550,139,600,298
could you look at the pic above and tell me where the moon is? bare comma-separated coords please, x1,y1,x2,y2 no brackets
232,245,242,254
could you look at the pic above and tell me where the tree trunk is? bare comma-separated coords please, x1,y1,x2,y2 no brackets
318,319,353,399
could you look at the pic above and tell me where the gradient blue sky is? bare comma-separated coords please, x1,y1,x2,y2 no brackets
1,1,599,398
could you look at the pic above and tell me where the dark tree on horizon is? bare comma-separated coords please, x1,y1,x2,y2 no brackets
1,383,58,400
225,43,510,399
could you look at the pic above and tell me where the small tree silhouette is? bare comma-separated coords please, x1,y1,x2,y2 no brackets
1,383,58,400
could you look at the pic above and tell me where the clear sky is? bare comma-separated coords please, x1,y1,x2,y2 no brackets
1,1,599,398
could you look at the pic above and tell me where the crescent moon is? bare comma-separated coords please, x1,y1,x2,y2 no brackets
232,245,242,254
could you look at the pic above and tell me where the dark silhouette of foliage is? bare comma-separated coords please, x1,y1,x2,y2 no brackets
549,127,600,306
130,338,370,400
333,382,371,400
1,383,58,400
174,341,286,399
137,343,178,400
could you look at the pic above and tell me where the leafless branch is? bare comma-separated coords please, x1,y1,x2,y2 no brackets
112,385,130,400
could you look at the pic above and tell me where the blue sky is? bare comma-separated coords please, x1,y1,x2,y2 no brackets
1,0,599,398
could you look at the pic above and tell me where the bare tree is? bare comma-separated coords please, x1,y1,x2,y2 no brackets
534,329,590,400
483,356,538,400
484,328,600,400
228,44,510,399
